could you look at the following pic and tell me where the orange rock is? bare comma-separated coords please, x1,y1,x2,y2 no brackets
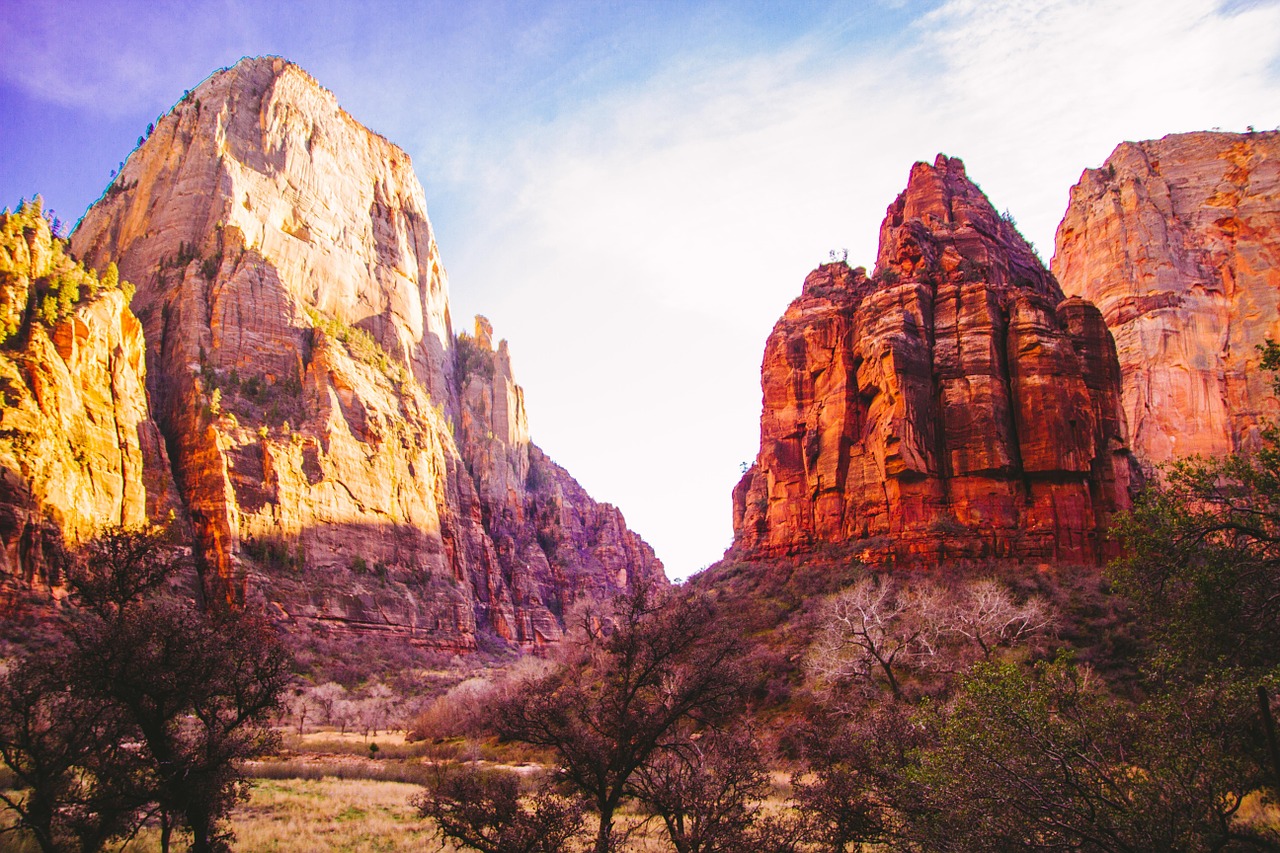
1053,131,1280,470
734,156,1138,565
0,212,180,605
69,56,662,646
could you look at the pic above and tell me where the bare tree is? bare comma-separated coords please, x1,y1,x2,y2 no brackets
356,683,395,738
288,688,314,735
308,682,347,728
949,579,1053,661
808,576,946,701
70,526,289,853
497,584,744,853
0,653,144,853
632,726,780,853
0,526,290,853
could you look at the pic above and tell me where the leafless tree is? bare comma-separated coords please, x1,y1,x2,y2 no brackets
632,726,784,853
308,682,347,728
948,579,1054,661
808,576,946,700
415,765,584,853
496,584,744,853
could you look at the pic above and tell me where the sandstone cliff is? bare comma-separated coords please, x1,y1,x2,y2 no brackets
733,155,1137,565
69,56,662,647
0,204,178,607
456,317,663,642
1053,131,1280,470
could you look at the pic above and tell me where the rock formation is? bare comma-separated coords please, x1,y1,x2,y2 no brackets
66,56,661,648
1053,131,1280,470
0,206,179,607
733,155,1138,565
456,318,664,642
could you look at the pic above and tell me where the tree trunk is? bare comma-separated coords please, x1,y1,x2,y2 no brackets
187,801,214,853
1260,684,1280,792
593,801,616,853
25,792,58,853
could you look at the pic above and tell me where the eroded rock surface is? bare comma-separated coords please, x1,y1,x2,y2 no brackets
0,209,178,607
69,56,661,648
1053,131,1280,469
733,156,1137,565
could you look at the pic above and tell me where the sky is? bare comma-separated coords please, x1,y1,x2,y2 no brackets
3,0,1280,580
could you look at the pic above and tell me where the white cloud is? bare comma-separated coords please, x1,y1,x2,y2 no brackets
436,0,1280,580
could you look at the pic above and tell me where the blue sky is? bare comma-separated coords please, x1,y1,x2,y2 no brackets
3,0,1280,578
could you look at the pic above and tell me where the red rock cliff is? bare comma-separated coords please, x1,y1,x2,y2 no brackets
69,57,663,648
1053,131,1280,470
733,155,1137,565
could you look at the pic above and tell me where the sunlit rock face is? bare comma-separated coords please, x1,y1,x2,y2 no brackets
1053,131,1280,471
0,213,180,608
71,56,662,647
733,155,1138,566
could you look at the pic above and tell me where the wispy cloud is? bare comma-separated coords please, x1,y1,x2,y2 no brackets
439,0,1280,577
0,1,259,117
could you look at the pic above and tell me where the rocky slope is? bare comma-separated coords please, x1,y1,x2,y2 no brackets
68,56,662,648
0,205,179,609
733,156,1138,565
1053,131,1280,470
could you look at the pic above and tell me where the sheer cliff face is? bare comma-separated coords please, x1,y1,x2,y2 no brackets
457,318,663,642
69,56,662,647
0,212,179,605
733,156,1137,565
1053,131,1280,469
73,57,454,404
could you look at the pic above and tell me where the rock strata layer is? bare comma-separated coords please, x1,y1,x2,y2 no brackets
733,155,1138,565
1053,131,1280,469
68,56,662,648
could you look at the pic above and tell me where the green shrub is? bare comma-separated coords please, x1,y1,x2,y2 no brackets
305,307,407,384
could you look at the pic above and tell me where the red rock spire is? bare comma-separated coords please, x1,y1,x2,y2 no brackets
733,156,1137,566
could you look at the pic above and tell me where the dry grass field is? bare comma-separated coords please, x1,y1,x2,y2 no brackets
3,776,444,853
182,777,438,853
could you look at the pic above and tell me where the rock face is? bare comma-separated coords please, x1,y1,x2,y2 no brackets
456,318,664,643
1053,131,1280,470
0,208,178,607
69,56,662,648
733,155,1137,565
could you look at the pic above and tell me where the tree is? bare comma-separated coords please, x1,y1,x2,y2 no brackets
808,575,946,701
905,658,1279,852
787,702,927,853
0,525,291,853
1110,342,1280,794
69,598,290,853
631,726,776,853
414,766,584,853
496,584,743,853
0,652,144,853
1111,437,1280,672
308,682,348,728
948,578,1053,661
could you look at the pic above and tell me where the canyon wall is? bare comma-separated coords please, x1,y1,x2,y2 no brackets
0,207,178,607
1053,130,1280,470
65,56,661,648
733,156,1138,565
